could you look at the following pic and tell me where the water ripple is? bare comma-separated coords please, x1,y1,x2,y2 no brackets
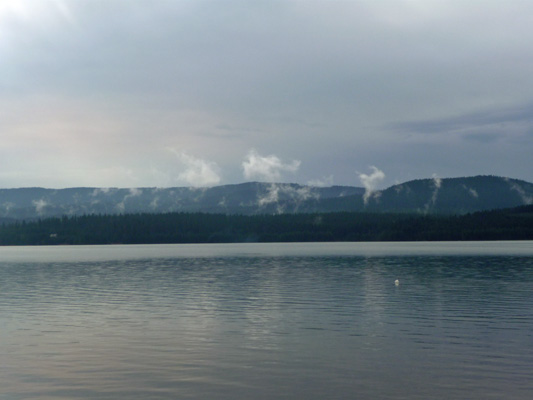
1,247,532,399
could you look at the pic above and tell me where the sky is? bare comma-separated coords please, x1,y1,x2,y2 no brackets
1,0,533,189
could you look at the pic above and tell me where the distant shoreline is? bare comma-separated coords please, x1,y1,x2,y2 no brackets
2,241,533,263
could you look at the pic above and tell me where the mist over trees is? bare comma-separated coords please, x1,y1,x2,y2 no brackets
0,176,532,221
1,175,532,245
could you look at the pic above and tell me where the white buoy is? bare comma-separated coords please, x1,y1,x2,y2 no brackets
395,279,400,286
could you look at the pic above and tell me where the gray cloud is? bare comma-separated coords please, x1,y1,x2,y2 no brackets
359,166,386,205
242,149,300,182
426,174,442,213
461,132,503,144
1,1,533,188
307,175,334,188
32,199,49,215
174,152,221,187
506,178,533,205
391,103,533,138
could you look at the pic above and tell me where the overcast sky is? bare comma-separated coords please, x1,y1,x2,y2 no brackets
1,0,532,188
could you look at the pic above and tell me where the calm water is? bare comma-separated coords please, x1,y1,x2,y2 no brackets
1,242,532,399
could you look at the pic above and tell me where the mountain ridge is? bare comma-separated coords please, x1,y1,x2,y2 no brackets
0,175,531,221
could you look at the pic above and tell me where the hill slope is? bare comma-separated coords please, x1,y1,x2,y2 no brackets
0,183,363,220
322,175,533,214
0,175,531,220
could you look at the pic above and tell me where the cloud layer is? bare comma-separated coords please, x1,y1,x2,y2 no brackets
1,1,533,188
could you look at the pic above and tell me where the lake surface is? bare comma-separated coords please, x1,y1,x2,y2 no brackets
1,242,532,399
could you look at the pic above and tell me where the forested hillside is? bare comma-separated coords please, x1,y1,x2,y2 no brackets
0,176,532,220
1,205,532,245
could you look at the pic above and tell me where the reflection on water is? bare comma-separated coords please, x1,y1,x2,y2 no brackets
1,244,532,399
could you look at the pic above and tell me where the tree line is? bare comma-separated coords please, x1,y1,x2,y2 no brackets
0,205,532,245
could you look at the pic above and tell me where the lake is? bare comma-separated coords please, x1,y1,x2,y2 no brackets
1,242,532,399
